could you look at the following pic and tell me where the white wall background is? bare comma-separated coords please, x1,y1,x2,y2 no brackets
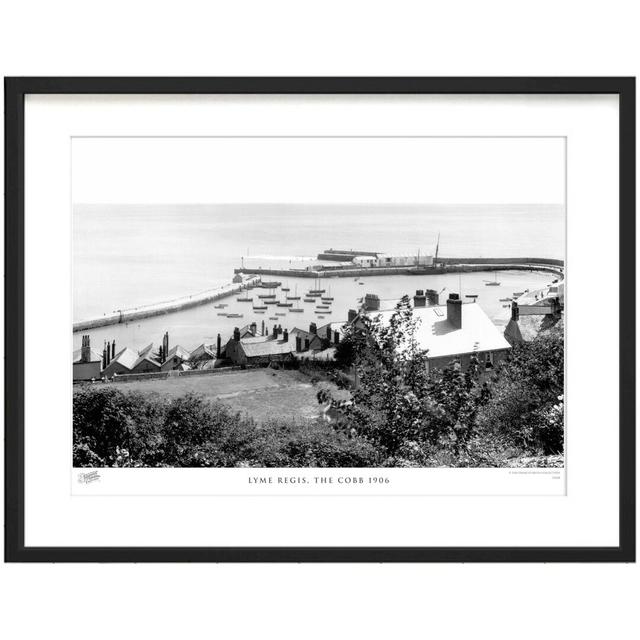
1,1,638,639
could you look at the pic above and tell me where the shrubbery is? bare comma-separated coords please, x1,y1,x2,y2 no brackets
327,296,564,467
73,387,379,468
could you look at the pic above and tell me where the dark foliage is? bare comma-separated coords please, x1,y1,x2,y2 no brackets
326,298,564,466
73,387,379,468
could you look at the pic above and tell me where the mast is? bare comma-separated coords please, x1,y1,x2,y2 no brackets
434,232,440,266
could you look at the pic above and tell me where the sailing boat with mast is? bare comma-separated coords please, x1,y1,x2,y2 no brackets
308,276,325,295
484,272,501,286
321,284,334,302
286,284,300,300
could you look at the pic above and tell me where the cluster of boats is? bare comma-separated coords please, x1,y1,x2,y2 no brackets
214,279,335,320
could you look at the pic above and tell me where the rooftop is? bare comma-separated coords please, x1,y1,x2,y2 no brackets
241,336,296,358
166,345,191,361
365,302,511,358
111,346,140,370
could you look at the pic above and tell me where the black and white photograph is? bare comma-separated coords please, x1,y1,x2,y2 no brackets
72,138,565,472
6,77,632,565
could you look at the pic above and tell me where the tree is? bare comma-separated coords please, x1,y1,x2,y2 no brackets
326,296,485,455
474,332,564,455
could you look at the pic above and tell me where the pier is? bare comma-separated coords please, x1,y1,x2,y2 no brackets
73,276,262,332
233,257,564,280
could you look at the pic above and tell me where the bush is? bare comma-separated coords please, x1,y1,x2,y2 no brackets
73,387,379,468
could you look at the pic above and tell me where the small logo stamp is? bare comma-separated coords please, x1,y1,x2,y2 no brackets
78,470,101,484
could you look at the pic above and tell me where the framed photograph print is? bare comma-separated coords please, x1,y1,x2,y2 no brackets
4,77,635,562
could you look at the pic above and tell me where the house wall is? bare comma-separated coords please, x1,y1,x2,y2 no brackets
131,360,161,374
161,357,185,372
427,348,509,373
103,360,132,378
225,339,247,365
246,353,294,366
73,361,101,381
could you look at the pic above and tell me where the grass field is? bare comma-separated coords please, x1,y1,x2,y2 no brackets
88,369,338,423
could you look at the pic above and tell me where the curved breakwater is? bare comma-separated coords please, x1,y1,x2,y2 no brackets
73,276,262,332
73,258,563,334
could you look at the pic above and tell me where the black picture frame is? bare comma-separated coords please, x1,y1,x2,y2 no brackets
4,77,635,563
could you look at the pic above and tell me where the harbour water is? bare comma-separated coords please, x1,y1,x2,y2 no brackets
73,204,564,352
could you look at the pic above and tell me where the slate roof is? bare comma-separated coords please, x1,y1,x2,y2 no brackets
165,345,191,361
190,344,216,360
504,314,564,345
365,303,511,359
240,337,296,358
110,347,140,370
316,321,348,340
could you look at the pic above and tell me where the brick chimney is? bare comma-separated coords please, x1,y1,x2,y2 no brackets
283,329,289,342
233,327,241,341
334,330,340,345
413,289,426,307
309,322,317,334
511,301,520,322
216,333,222,358
111,339,116,359
80,335,91,363
425,289,439,306
272,324,278,338
250,322,257,335
447,293,462,329
364,293,380,310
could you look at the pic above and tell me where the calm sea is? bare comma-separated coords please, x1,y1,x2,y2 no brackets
73,204,564,352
